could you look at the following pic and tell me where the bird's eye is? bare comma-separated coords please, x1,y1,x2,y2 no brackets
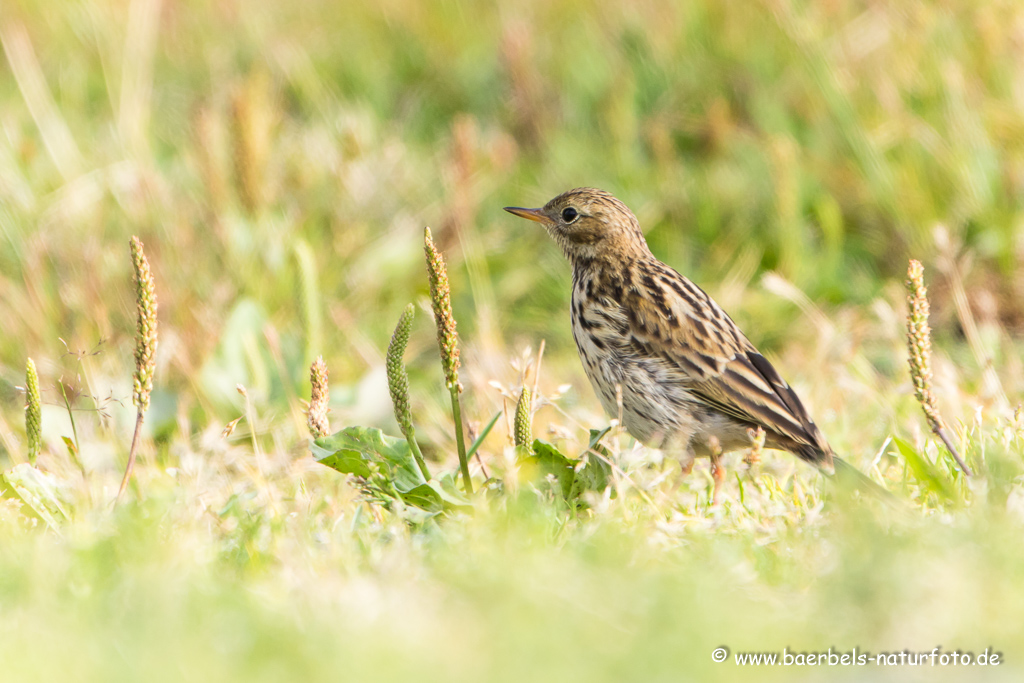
561,207,579,223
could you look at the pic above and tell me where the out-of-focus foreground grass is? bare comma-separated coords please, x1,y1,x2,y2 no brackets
1,0,1024,680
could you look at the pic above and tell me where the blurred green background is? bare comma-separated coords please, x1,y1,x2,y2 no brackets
3,0,1023,430
1,0,1023,681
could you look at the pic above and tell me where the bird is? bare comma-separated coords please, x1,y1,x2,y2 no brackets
505,187,882,504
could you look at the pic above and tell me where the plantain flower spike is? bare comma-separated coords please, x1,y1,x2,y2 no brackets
25,357,42,464
424,227,461,390
905,259,971,475
308,355,331,440
387,305,416,437
117,236,159,503
424,227,471,492
131,236,158,414
513,386,532,449
387,304,429,479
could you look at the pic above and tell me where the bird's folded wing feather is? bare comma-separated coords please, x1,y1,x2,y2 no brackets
623,268,832,465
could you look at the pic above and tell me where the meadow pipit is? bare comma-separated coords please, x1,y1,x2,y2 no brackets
506,188,873,502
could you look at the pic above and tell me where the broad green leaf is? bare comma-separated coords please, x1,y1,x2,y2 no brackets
402,480,472,511
312,427,470,511
586,427,612,451
525,436,615,503
313,426,423,486
432,472,473,507
311,432,374,479
572,429,614,500
400,484,445,511
528,440,575,500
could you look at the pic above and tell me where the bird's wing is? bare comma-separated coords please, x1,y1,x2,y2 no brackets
623,264,833,467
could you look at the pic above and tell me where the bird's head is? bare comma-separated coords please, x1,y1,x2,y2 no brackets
504,188,650,264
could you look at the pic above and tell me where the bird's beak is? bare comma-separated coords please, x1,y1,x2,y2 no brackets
503,206,549,224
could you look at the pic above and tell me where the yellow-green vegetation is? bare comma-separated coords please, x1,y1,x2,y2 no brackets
1,1,1023,681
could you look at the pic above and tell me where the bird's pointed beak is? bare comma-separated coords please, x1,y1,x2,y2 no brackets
503,206,549,224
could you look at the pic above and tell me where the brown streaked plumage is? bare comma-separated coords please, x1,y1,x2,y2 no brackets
506,187,865,500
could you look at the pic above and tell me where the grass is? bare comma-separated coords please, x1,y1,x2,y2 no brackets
1,0,1024,680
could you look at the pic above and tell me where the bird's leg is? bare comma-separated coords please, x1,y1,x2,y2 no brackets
710,457,725,505
708,436,724,505
678,442,696,477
